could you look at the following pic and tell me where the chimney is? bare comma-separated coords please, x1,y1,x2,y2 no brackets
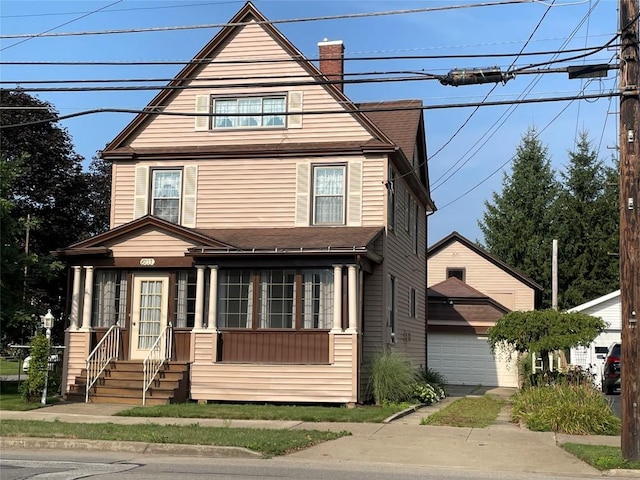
318,39,344,92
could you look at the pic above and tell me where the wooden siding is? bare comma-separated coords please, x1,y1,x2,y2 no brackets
190,332,356,403
427,242,535,311
112,155,383,229
127,22,372,149
62,330,90,395
105,227,200,256
218,330,329,363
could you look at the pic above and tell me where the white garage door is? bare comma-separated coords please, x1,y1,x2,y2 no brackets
428,333,519,387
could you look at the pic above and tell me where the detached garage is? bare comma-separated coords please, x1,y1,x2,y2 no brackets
427,277,519,387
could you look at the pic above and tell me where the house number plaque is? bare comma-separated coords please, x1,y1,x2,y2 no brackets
140,258,156,266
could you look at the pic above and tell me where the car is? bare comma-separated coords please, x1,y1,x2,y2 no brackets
22,354,59,373
601,342,621,395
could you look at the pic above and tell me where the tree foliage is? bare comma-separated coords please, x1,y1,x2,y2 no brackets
479,127,559,306
0,90,111,347
488,309,606,373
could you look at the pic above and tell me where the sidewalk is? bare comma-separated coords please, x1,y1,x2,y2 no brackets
1,385,634,477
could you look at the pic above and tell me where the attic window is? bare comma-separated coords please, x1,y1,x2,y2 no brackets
447,268,465,282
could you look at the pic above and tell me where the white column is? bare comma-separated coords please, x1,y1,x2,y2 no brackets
346,264,358,332
194,265,206,330
80,266,94,330
70,266,82,329
332,265,343,332
208,266,218,331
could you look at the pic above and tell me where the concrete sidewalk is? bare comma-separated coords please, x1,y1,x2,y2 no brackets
1,385,635,478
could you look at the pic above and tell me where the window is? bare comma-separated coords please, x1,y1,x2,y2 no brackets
409,287,416,318
404,190,411,232
217,268,334,330
213,96,285,129
313,165,345,225
388,275,396,342
174,270,201,328
413,203,420,254
388,167,396,232
92,271,128,328
152,170,182,223
447,268,465,282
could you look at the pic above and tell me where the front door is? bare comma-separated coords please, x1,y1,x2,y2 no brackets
130,274,169,360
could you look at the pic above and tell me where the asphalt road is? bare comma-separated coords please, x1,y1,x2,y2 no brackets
0,450,613,480
606,393,621,418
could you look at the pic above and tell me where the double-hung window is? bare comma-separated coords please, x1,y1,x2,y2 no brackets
92,270,128,328
313,165,345,225
151,170,182,223
214,96,285,129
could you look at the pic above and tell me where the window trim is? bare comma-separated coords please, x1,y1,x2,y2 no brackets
150,168,183,224
447,267,466,282
409,287,416,318
312,164,346,226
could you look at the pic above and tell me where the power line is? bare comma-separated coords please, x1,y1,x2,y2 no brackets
0,92,620,130
0,1,539,39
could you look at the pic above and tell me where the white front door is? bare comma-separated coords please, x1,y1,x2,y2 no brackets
130,275,169,360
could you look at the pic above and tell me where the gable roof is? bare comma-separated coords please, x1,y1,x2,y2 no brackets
428,231,543,292
428,276,491,300
568,290,620,313
103,1,394,154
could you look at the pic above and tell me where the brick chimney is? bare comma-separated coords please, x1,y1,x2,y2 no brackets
317,39,344,92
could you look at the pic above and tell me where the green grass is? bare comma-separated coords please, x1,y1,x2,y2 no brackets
420,395,505,427
0,359,21,376
117,402,410,423
0,381,59,411
562,443,640,471
0,419,349,456
510,385,620,435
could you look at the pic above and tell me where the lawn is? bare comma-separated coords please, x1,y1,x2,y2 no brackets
117,402,411,423
0,381,59,411
0,419,349,456
562,443,640,471
0,359,21,376
420,395,505,427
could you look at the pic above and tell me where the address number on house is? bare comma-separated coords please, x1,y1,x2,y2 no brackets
140,258,156,266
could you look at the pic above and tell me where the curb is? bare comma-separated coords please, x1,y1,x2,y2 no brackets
603,469,640,477
0,437,263,459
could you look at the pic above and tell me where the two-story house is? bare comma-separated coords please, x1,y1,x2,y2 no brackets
55,2,435,405
426,231,542,387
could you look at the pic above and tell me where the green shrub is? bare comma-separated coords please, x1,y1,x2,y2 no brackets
511,384,620,435
417,367,447,387
412,382,445,405
19,334,52,402
367,352,416,405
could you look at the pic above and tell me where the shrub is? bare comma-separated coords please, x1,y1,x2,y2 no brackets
511,384,620,435
367,352,416,405
412,382,445,405
417,367,447,387
19,334,59,403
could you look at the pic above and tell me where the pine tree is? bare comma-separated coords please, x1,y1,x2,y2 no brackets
553,132,619,309
478,127,558,307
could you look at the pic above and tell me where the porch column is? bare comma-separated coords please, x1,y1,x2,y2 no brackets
346,264,358,333
207,266,218,331
80,266,94,331
69,266,82,329
332,265,343,332
194,265,206,330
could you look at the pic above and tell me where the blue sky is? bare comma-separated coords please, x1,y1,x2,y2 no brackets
1,0,620,245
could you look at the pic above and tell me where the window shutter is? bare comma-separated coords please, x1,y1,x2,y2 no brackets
295,162,310,226
182,165,198,228
194,95,210,131
347,161,362,226
133,166,149,219
287,91,303,129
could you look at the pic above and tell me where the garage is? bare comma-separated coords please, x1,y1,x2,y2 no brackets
428,332,519,387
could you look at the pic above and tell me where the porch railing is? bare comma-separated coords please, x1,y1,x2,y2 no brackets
86,324,120,403
142,322,173,405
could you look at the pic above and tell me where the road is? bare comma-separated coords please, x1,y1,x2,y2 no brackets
0,449,628,480
607,393,621,418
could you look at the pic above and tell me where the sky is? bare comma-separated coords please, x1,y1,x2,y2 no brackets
0,0,621,246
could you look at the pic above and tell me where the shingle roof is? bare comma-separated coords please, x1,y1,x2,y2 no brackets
427,276,490,299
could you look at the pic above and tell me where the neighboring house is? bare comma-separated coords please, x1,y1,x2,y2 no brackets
426,232,542,387
568,290,621,389
54,2,435,405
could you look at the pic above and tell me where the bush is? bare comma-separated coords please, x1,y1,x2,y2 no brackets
417,367,447,387
412,382,445,405
367,352,417,405
511,384,620,435
19,334,60,403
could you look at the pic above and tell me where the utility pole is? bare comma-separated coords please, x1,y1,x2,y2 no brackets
619,0,640,462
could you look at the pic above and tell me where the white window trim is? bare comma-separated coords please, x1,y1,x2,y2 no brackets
312,164,346,225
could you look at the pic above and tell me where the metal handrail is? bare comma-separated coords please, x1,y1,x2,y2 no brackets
85,324,120,403
142,322,172,405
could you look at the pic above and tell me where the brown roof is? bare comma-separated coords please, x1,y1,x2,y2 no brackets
197,226,383,250
427,276,489,299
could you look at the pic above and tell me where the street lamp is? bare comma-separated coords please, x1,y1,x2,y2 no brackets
40,309,55,405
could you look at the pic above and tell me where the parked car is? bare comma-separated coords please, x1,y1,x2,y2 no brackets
601,342,621,395
22,354,59,373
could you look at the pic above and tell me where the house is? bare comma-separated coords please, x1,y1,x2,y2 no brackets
568,290,621,389
54,2,435,405
426,231,542,387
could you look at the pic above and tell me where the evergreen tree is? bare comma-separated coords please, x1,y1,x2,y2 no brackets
553,132,619,309
478,127,559,307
